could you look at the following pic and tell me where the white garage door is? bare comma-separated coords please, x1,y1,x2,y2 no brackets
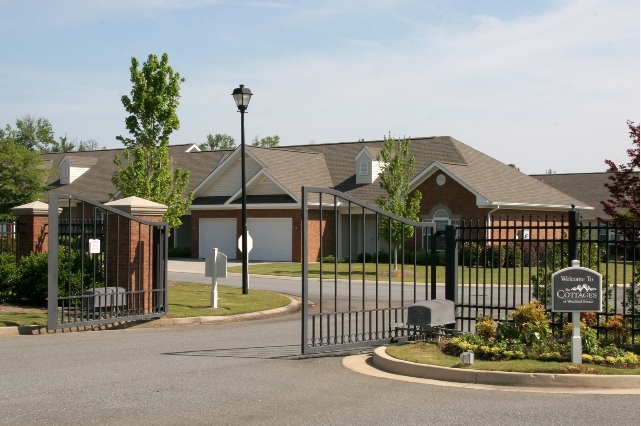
248,218,292,261
199,218,237,259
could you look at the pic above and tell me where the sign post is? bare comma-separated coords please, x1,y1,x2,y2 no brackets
551,260,602,364
205,248,228,308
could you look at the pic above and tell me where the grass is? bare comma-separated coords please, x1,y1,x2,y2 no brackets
0,281,291,326
167,281,290,318
227,261,636,286
0,308,47,327
386,342,640,375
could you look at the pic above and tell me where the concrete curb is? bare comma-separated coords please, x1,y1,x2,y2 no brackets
0,295,301,337
372,346,640,389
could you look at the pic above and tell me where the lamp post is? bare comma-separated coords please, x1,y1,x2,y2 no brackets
232,84,252,295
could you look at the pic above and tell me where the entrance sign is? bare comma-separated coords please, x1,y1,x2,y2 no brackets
238,233,253,253
551,260,602,364
551,262,602,312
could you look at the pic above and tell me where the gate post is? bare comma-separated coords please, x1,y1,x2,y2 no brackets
11,201,53,261
568,206,578,267
105,197,167,313
445,225,458,304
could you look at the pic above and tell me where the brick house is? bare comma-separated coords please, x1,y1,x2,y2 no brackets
42,137,592,263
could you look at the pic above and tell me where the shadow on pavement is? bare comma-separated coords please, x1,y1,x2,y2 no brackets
161,344,374,360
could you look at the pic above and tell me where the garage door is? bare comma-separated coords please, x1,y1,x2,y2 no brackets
199,218,237,259
248,218,292,261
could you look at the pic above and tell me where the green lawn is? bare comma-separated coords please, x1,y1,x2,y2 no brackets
386,342,640,375
228,261,636,286
167,281,290,317
0,282,291,326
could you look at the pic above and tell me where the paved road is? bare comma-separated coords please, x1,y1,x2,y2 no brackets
0,270,638,425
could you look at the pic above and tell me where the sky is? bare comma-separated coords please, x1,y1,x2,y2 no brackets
0,0,638,175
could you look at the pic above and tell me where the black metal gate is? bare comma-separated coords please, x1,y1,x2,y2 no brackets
453,210,639,342
302,188,640,354
47,194,169,330
301,187,437,354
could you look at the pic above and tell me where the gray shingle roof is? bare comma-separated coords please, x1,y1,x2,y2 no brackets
41,138,594,211
529,172,631,220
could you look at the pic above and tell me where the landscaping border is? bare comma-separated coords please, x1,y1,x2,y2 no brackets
0,294,301,337
372,346,640,389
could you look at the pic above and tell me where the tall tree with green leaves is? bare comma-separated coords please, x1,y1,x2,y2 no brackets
0,133,51,216
199,133,236,151
112,53,193,229
376,134,422,269
252,135,280,147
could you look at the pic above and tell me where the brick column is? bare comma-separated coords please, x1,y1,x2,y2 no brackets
104,197,167,314
11,201,59,261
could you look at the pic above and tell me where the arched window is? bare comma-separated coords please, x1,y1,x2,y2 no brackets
433,209,449,231
359,160,369,176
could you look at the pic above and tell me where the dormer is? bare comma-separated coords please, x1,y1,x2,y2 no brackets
59,156,98,185
355,147,382,184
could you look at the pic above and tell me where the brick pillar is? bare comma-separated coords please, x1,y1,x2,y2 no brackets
104,197,167,314
11,201,56,260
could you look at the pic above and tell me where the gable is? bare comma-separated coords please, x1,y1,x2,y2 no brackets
197,154,263,197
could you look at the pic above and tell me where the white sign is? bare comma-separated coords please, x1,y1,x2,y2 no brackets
238,233,253,253
88,239,100,254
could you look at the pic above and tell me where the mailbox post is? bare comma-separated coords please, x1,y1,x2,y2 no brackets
205,248,228,308
551,260,602,364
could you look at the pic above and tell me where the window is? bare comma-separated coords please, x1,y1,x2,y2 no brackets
423,209,460,250
359,160,369,176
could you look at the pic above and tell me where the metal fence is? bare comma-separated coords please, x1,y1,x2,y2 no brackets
47,194,169,330
0,221,17,258
452,210,639,343
301,187,437,354
301,187,640,354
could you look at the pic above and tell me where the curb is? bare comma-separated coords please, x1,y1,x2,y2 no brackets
372,346,640,389
0,295,301,337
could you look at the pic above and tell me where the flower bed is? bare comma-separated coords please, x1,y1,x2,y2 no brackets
443,301,639,369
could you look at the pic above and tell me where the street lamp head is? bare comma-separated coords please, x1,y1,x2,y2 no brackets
232,84,253,111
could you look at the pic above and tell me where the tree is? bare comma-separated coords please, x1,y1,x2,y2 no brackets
112,53,193,229
78,139,104,151
48,134,77,152
0,134,51,216
376,134,422,269
198,133,235,151
507,164,520,170
545,168,556,174
252,135,280,147
4,115,56,152
601,120,640,223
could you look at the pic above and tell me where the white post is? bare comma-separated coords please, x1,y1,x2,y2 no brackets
211,248,218,309
571,311,582,364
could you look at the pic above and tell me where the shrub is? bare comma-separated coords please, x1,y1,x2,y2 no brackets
374,251,389,263
496,318,519,340
520,321,551,345
14,252,49,305
337,257,348,263
168,247,191,258
321,255,335,263
475,315,496,339
357,252,373,263
0,253,18,303
582,354,594,363
604,315,629,346
436,252,446,266
509,301,547,327
410,248,427,265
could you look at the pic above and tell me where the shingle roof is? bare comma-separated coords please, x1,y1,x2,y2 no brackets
64,156,99,167
43,144,224,201
41,138,593,211
529,172,630,220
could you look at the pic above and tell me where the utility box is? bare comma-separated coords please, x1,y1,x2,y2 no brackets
407,299,456,328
